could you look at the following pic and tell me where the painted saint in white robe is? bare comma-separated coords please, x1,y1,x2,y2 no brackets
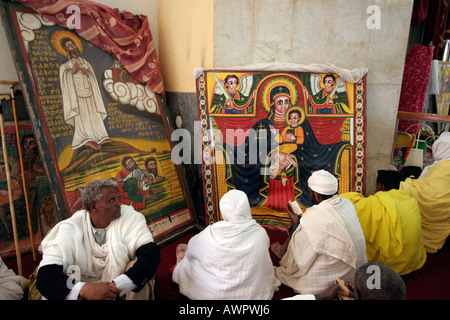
59,38,110,150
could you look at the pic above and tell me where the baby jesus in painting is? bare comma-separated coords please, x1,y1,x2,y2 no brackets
270,108,305,183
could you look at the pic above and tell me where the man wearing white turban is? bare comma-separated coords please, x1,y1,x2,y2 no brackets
172,189,276,300
274,170,367,296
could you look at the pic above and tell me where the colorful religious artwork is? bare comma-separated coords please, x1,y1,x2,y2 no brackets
0,2,196,245
436,61,450,118
196,69,366,229
0,121,58,257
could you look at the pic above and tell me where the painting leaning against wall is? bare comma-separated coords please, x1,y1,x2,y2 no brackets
0,1,197,246
196,68,367,230
0,121,58,257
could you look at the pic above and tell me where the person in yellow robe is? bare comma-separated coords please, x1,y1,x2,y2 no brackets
400,132,450,253
341,170,427,275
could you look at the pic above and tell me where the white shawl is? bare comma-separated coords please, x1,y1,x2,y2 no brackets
194,62,368,83
275,195,365,295
301,196,357,268
0,257,27,300
172,190,276,300
39,205,153,283
420,132,450,178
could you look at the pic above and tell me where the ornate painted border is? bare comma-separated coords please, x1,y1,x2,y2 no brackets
197,71,366,225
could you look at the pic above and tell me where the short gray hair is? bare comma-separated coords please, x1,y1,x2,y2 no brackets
354,262,406,300
81,179,118,211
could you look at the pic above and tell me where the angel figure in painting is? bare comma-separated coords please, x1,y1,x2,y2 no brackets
210,74,255,114
56,32,111,150
306,74,350,114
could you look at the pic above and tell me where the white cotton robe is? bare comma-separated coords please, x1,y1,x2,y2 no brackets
172,190,276,300
275,195,367,295
0,257,27,300
39,205,153,283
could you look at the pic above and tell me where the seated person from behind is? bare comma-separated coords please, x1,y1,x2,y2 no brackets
284,262,406,300
0,257,28,300
400,132,450,253
342,170,427,275
172,189,276,300
335,262,406,300
36,179,160,300
274,170,367,296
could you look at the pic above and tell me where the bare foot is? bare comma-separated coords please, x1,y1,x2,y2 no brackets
100,139,112,145
85,141,101,150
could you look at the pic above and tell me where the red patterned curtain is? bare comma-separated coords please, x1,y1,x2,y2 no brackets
397,44,434,133
17,0,165,95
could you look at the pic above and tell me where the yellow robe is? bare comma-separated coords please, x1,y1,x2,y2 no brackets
400,160,450,253
341,190,427,275
279,125,304,154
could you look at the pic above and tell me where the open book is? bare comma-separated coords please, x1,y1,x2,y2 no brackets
287,200,303,215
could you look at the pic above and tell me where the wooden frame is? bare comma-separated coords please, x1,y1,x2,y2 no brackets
0,1,196,246
436,61,450,132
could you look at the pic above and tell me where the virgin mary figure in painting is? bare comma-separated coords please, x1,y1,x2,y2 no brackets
223,74,349,210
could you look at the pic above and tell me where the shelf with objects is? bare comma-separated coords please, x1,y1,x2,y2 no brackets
391,111,450,176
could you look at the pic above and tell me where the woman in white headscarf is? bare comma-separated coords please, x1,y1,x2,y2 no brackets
400,132,450,253
172,189,276,300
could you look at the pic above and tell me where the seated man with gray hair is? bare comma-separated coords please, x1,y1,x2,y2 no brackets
36,179,160,300
336,262,406,300
274,170,367,296
285,262,406,300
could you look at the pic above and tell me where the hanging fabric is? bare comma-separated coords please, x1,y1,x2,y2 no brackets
16,0,165,95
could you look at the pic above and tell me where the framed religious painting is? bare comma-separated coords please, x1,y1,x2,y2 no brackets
436,61,450,132
195,68,366,229
0,120,60,257
0,1,196,245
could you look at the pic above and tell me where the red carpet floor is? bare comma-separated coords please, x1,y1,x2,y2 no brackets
153,227,450,300
152,227,450,300
4,227,449,300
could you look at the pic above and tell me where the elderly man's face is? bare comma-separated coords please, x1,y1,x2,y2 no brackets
144,174,154,185
89,186,121,228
